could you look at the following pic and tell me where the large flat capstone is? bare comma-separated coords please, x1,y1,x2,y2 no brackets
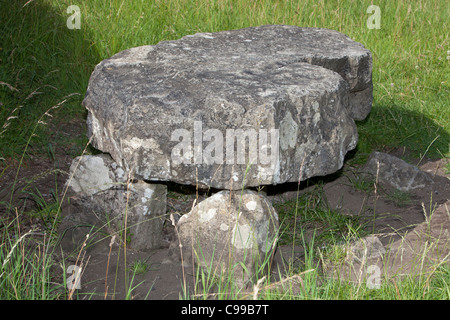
84,25,372,190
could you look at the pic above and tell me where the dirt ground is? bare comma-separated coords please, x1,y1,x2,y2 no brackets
0,120,449,300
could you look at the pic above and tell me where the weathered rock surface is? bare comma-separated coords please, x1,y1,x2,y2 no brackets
171,189,279,287
345,236,386,264
323,201,449,285
383,200,449,275
60,155,167,252
84,25,372,190
66,154,127,196
363,151,434,192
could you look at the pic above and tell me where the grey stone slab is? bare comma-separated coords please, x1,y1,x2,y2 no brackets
84,25,372,190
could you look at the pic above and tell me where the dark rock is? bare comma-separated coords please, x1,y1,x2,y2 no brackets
363,151,434,192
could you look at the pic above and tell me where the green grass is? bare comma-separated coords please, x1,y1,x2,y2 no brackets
384,189,413,207
0,0,448,300
0,216,62,299
273,182,369,247
256,265,450,300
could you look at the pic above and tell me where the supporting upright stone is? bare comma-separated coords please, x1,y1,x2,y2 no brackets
59,154,167,252
173,189,279,288
126,180,167,250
